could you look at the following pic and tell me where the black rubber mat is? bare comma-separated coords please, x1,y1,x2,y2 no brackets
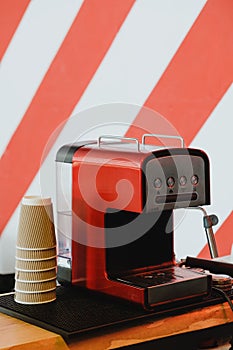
0,286,231,341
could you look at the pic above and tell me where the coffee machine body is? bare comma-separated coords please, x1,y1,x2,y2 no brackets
56,137,211,309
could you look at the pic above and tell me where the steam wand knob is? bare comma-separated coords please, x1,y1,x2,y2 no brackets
203,214,219,229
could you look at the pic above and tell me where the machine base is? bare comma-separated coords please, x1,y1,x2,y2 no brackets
116,266,211,307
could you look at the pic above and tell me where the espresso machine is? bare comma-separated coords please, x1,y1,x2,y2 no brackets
56,135,212,310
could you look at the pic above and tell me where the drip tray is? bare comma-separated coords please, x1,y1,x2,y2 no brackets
0,286,230,341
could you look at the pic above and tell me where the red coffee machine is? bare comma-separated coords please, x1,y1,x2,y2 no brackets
56,135,211,309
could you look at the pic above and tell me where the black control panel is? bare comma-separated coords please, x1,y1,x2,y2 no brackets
144,149,210,211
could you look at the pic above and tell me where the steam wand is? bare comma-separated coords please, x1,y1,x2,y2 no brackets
185,206,219,259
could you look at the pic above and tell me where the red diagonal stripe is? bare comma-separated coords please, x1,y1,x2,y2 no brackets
126,0,233,145
0,0,135,234
198,212,233,258
125,0,233,256
0,0,30,60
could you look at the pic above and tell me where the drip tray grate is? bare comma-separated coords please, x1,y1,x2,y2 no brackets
0,286,229,341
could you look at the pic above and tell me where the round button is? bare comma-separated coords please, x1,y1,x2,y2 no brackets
154,178,162,189
167,176,175,188
191,175,199,186
179,176,187,186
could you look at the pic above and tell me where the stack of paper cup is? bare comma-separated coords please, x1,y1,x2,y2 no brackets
14,196,57,304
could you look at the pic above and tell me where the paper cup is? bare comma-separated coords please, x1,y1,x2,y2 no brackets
16,196,56,249
15,257,56,271
15,278,56,293
16,247,57,261
15,268,57,282
14,289,56,304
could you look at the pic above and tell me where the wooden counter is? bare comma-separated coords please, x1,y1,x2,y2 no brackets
1,301,233,349
0,313,68,350
67,301,233,349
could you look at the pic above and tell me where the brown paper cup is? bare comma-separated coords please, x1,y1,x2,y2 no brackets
15,268,57,282
14,289,56,304
16,196,56,249
15,278,56,293
16,247,57,261
15,257,56,271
